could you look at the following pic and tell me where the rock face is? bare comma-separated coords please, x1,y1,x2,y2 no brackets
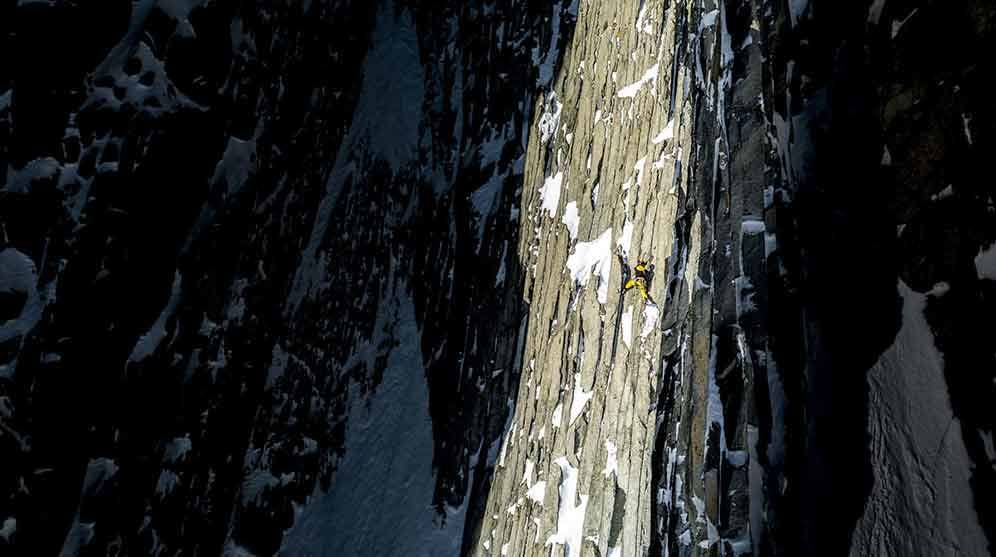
1,0,993,556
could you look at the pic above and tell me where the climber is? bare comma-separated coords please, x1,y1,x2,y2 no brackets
624,259,655,303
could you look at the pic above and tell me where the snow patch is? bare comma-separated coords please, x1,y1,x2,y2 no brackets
0,249,42,349
566,228,613,304
602,440,618,478
568,373,593,426
286,4,423,313
164,436,192,463
0,518,15,542
621,305,633,348
652,118,675,144
741,218,765,236
789,0,809,26
931,184,954,201
281,292,469,556
616,63,660,98
867,0,887,24
527,481,547,505
213,135,256,196
961,113,973,145
540,172,564,218
545,457,588,557
538,92,563,143
562,201,580,240
128,271,183,363
617,221,634,259
891,8,918,39
851,281,990,556
640,304,660,339
974,242,996,280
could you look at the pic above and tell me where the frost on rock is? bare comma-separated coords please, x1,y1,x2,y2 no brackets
566,228,613,304
545,457,588,557
540,172,564,218
561,201,580,239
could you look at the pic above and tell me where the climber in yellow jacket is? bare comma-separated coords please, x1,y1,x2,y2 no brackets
624,259,655,303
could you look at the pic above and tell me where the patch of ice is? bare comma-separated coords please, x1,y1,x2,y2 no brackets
552,402,563,429
566,228,613,304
